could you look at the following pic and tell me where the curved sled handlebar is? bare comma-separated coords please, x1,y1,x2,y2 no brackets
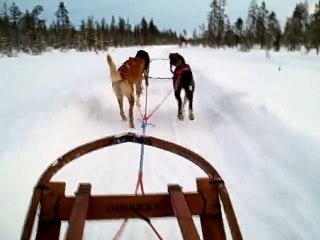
37,132,222,186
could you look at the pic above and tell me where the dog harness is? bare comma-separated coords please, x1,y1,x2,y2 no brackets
173,64,191,89
118,57,138,79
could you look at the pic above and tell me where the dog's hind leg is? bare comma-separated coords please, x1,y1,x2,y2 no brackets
185,84,195,121
113,83,127,121
174,88,184,120
135,82,142,108
182,93,188,113
117,95,127,121
128,94,135,128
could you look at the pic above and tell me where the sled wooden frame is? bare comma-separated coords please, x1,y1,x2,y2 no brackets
21,132,243,240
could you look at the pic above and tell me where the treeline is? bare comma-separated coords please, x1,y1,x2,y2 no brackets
192,0,320,53
1,1,320,56
0,2,179,56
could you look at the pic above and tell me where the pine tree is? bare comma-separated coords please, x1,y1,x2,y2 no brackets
118,17,126,45
234,17,244,46
110,15,116,32
55,2,70,28
309,0,320,53
0,3,11,55
284,2,309,50
109,15,117,46
207,0,218,46
9,2,22,51
140,17,149,45
78,19,87,51
99,17,107,50
207,0,226,47
125,18,133,45
198,23,206,41
31,5,46,54
18,10,33,52
55,2,71,49
149,19,159,44
9,2,22,24
267,11,281,51
217,0,226,47
192,29,198,39
256,1,269,48
224,17,235,47
86,16,96,51
246,0,259,47
134,25,140,44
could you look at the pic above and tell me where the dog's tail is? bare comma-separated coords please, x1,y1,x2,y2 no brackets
107,54,122,82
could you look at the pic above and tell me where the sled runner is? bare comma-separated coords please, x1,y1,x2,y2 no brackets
21,132,242,240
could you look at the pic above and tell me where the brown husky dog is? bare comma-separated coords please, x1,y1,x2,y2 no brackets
107,50,150,128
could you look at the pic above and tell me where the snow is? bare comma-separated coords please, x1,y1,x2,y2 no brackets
0,45,320,239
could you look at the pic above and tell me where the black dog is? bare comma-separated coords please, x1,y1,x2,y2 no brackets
169,53,195,121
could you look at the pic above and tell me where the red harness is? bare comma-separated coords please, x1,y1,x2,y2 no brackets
118,58,138,79
173,64,191,89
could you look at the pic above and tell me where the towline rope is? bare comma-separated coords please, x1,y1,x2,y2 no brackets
151,58,168,62
149,76,172,80
113,74,171,240
149,57,172,80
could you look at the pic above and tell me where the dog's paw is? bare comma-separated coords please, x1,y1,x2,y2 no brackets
121,114,127,121
189,112,195,121
178,113,184,121
129,119,136,128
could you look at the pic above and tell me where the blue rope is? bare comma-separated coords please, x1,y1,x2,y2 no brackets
138,120,147,174
137,88,172,175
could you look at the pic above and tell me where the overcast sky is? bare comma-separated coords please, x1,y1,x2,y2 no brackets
1,0,317,34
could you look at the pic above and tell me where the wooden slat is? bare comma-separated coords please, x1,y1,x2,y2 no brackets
35,220,61,240
36,182,66,240
21,188,41,240
40,191,220,221
218,184,243,240
197,178,226,240
65,183,91,240
168,185,201,240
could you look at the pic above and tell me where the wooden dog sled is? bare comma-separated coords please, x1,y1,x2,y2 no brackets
21,132,243,240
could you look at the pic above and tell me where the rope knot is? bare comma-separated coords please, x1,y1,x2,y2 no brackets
138,119,155,128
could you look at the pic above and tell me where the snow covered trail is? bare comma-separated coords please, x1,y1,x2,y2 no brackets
0,46,319,239
190,70,320,239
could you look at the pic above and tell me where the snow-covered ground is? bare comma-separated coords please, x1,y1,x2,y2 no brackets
0,45,319,239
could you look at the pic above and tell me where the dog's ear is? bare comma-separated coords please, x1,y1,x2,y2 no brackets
169,53,175,73
170,65,174,74
180,55,186,64
169,53,176,66
143,67,149,86
137,50,150,71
